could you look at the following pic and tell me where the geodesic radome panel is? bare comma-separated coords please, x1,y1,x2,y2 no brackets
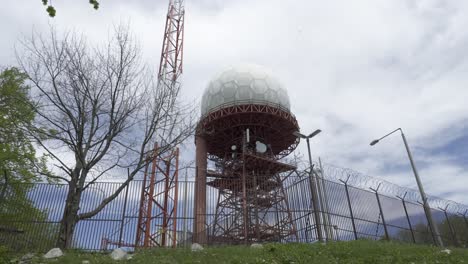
201,64,291,116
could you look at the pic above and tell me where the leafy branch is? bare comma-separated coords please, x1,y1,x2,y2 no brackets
41,0,99,17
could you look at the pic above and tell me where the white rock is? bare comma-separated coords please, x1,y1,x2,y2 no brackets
441,249,451,254
250,243,263,249
43,248,64,259
21,253,35,260
110,248,128,261
191,243,204,252
82,261,90,264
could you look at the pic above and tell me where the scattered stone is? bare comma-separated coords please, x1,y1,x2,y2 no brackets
110,248,128,261
441,249,451,255
191,243,204,252
43,248,64,259
21,253,35,260
17,253,36,264
127,255,133,260
82,260,90,264
250,243,263,249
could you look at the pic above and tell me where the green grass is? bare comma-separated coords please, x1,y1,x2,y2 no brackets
3,240,468,264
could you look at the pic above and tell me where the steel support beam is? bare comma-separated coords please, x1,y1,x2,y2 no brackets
194,135,207,244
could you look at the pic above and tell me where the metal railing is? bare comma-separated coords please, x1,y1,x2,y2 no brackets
1,163,467,251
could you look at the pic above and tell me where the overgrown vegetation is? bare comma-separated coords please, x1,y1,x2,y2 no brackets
396,217,468,247
3,240,468,264
40,0,99,17
0,67,56,252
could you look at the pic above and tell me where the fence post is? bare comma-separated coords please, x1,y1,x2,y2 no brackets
440,205,458,247
397,192,416,244
318,157,334,241
307,164,323,242
340,175,357,240
313,169,329,241
370,184,389,241
183,169,189,248
118,170,130,248
460,209,468,231
415,200,437,245
462,210,468,246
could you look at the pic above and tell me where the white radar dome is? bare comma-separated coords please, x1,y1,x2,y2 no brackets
201,64,291,116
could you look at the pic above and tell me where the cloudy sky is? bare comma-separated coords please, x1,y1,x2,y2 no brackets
1,0,468,204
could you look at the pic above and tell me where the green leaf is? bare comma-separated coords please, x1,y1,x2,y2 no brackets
91,0,99,10
46,5,56,17
0,68,56,253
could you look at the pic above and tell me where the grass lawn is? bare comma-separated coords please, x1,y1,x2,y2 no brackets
3,240,467,264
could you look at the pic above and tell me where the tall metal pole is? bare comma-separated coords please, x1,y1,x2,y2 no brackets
183,168,188,247
371,128,443,247
319,158,334,241
400,131,443,247
241,131,248,243
194,136,207,244
305,138,323,242
314,169,329,241
171,148,180,248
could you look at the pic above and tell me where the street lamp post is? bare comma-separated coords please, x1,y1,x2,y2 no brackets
370,128,443,247
293,129,323,242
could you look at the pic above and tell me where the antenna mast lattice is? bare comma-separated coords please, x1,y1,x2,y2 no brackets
135,0,185,248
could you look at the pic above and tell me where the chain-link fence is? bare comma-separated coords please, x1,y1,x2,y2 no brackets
1,162,467,251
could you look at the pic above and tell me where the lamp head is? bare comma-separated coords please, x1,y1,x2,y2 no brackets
370,139,379,146
308,129,322,138
293,131,306,139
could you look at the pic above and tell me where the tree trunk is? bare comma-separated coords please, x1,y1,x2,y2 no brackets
56,181,82,249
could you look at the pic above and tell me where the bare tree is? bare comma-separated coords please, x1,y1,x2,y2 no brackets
17,25,194,248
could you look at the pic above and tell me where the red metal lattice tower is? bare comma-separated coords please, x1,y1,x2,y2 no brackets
158,0,184,97
194,101,301,244
135,145,180,247
135,0,184,248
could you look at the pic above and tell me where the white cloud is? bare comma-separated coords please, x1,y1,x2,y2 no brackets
1,0,468,204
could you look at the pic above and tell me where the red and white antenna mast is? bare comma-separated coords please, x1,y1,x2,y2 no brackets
99,0,185,250
158,0,185,96
135,0,185,248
